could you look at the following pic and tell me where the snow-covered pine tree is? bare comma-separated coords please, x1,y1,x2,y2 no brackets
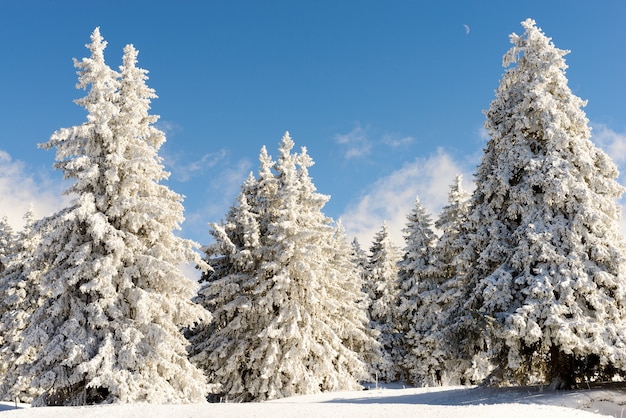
0,217,15,274
348,236,384,377
0,216,17,384
13,29,209,406
434,175,471,280
396,197,437,385
188,185,264,401
426,174,473,385
453,19,626,388
0,211,47,402
256,137,372,397
350,237,369,286
328,221,381,378
191,133,374,401
364,222,402,382
399,175,474,386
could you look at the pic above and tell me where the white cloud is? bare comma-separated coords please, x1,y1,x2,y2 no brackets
156,120,183,138
478,125,490,142
334,123,372,159
0,150,68,231
166,149,229,182
591,124,626,237
183,157,253,241
592,123,626,165
340,149,474,249
383,134,415,148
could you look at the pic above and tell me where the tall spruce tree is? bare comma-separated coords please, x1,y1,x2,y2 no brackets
0,217,16,274
188,186,263,400
191,133,374,402
396,197,437,384
330,222,382,376
399,176,473,386
0,216,18,385
365,222,402,382
350,238,369,286
348,236,383,378
13,29,209,405
434,176,471,280
452,19,626,388
426,175,473,385
0,211,46,402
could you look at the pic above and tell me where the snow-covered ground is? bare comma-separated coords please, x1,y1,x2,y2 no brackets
1,383,625,417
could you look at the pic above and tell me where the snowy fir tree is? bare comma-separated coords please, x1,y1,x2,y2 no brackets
396,197,438,385
347,236,385,377
0,216,18,384
0,211,47,402
433,175,471,281
329,222,382,375
450,19,626,388
349,237,374,329
350,237,369,286
11,29,209,405
407,174,474,386
364,222,402,382
0,217,16,274
188,185,262,400
190,133,374,402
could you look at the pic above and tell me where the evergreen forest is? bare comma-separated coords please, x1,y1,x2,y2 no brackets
1,18,626,405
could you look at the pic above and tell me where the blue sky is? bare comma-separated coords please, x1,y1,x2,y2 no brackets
1,1,625,248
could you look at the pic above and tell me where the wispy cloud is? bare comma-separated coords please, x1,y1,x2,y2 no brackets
166,149,229,182
383,133,415,148
156,120,183,138
0,150,68,231
334,123,372,159
340,149,474,249
183,157,253,238
478,125,490,142
334,124,419,160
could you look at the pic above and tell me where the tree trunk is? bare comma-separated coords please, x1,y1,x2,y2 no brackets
549,345,574,390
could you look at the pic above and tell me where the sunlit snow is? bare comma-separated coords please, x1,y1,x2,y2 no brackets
2,384,624,417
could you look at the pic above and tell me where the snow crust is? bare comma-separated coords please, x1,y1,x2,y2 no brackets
1,384,621,417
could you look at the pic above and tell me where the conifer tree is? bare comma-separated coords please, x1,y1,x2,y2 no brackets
364,222,401,382
14,29,209,405
0,217,16,274
396,197,437,384
0,216,17,384
330,222,382,374
434,176,471,278
348,236,383,377
400,176,472,386
452,19,626,387
350,238,369,286
426,175,473,385
188,188,262,400
0,211,46,402
191,133,373,401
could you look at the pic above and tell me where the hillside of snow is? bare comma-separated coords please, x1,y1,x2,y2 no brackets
2,383,626,417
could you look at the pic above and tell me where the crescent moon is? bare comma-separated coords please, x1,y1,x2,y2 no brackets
463,24,470,35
